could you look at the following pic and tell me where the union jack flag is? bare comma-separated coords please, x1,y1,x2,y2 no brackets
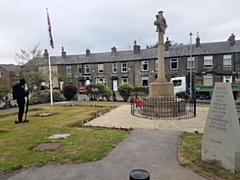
46,8,54,49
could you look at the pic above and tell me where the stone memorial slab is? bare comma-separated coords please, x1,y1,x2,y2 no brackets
34,143,61,150
38,112,53,117
201,82,240,173
49,134,70,139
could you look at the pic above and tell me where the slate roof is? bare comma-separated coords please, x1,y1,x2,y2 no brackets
165,40,240,57
36,40,240,66
0,64,19,71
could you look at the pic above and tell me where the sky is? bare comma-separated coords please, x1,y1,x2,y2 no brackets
1,0,240,64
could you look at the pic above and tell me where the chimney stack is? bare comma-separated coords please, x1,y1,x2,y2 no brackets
164,37,171,51
43,49,48,59
228,33,235,46
196,33,200,48
133,40,141,54
86,49,90,57
61,47,66,59
111,46,117,56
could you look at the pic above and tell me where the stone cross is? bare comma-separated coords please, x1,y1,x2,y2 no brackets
154,11,167,83
154,11,167,33
148,11,173,97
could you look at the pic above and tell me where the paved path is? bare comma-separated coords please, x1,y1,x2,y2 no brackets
84,105,209,133
1,105,209,180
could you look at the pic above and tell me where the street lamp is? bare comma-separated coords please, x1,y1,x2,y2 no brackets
74,73,78,88
189,33,193,99
74,73,79,101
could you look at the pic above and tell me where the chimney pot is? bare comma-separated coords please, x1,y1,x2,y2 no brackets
164,37,171,51
61,46,66,59
133,41,141,54
86,49,90,57
43,49,49,59
111,46,117,56
196,37,200,48
228,33,235,46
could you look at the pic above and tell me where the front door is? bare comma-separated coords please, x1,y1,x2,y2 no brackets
113,80,118,91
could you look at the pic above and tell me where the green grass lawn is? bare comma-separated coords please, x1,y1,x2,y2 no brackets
0,102,130,173
179,133,240,180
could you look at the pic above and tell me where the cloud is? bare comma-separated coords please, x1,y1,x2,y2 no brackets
1,0,240,64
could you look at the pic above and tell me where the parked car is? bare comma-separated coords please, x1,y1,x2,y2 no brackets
78,86,89,94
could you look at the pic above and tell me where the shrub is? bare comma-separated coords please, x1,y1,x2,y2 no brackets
133,86,149,95
29,90,65,105
118,83,134,102
103,87,112,101
86,83,105,101
63,84,77,100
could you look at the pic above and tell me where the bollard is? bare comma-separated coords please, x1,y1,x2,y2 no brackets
129,169,150,180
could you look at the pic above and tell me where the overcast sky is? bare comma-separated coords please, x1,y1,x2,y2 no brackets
1,0,240,64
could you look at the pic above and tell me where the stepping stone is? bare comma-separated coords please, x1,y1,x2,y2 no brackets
38,113,53,117
49,134,70,139
34,143,61,150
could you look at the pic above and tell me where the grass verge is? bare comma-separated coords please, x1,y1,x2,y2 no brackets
0,102,130,173
179,133,240,180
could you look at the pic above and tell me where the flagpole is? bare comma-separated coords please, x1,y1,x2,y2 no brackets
46,8,53,105
48,50,53,105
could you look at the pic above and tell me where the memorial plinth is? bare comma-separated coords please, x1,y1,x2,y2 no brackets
149,82,174,97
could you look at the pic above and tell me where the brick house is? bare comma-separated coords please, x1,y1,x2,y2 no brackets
0,64,20,89
36,33,240,91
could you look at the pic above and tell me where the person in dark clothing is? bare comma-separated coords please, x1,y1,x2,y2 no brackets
14,79,29,123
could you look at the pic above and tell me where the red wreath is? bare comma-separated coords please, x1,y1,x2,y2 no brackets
137,99,143,108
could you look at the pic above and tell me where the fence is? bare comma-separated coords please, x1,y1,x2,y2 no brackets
130,96,196,120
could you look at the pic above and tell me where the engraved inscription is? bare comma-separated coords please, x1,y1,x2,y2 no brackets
208,87,228,131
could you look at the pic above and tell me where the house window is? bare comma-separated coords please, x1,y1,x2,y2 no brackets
187,57,195,69
223,55,231,67
170,58,178,70
223,76,232,83
98,64,104,73
112,63,117,73
95,77,107,86
155,60,158,70
0,71,2,76
84,64,90,74
66,65,72,75
141,61,148,71
203,75,213,86
121,62,127,73
122,77,128,84
77,65,82,74
142,76,148,86
204,56,213,68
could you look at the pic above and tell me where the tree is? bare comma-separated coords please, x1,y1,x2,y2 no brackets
118,83,134,102
0,77,11,103
146,42,158,49
61,75,72,86
165,73,171,82
14,43,48,91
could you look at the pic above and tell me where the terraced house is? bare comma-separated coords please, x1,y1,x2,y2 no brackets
0,64,19,89
36,33,240,92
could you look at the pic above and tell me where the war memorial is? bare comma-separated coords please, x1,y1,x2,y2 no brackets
132,11,195,119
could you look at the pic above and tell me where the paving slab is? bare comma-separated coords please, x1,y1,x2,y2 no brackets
34,143,61,150
49,134,70,139
84,105,209,133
